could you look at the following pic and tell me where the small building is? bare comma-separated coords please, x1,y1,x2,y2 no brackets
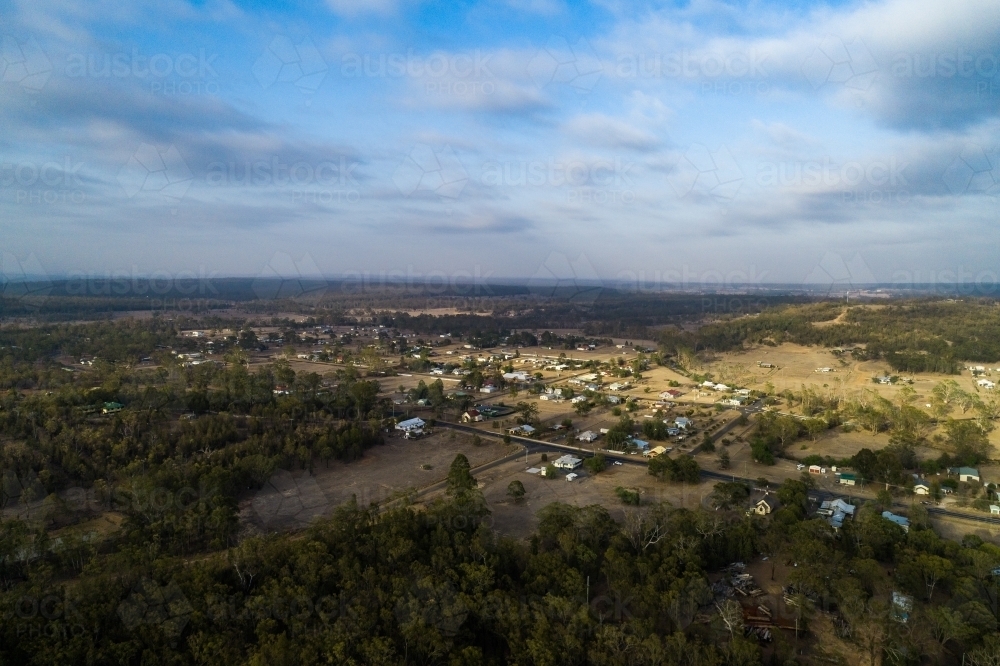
553,454,583,470
949,467,981,483
606,395,622,405
577,430,598,443
102,401,124,414
990,505,1000,515
674,417,691,429
751,493,781,515
461,409,484,423
508,424,536,436
644,445,667,458
565,473,579,481
630,438,650,452
480,384,498,394
892,592,913,623
808,464,822,475
913,480,931,495
395,417,426,432
882,511,910,533
839,472,857,486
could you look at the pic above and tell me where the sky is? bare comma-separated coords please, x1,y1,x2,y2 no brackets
1,0,999,293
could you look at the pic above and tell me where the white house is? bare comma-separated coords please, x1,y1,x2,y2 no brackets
949,467,981,483
396,417,426,432
577,431,598,443
508,424,536,436
553,455,583,470
913,480,931,495
674,417,691,429
461,409,484,423
977,379,996,390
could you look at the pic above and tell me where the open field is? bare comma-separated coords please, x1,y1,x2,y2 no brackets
703,342,997,407
241,432,515,532
418,450,708,540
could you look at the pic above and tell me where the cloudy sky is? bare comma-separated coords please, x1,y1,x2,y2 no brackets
1,0,999,290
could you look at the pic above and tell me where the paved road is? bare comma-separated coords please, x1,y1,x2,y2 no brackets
434,420,1000,529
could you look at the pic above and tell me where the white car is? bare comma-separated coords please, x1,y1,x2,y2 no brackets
796,464,805,471
613,461,623,466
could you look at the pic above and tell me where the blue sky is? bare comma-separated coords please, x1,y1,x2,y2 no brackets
1,0,999,290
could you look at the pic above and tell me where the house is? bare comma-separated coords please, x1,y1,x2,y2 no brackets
978,379,996,390
751,493,781,515
990,505,1000,515
674,417,691,429
659,390,683,400
480,384,498,394
875,375,892,384
508,424,536,436
644,445,667,458
565,473,579,481
630,438,650,452
553,454,583,470
882,511,910,533
819,498,856,529
395,417,426,432
808,465,822,475
608,382,629,391
913,480,931,495
839,473,857,486
606,395,622,405
570,395,588,404
720,397,747,406
816,367,833,373
949,467,981,483
758,362,774,368
577,430,598,443
502,371,530,382
461,409,484,423
102,401,124,414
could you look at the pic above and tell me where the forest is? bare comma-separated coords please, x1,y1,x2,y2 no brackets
1,298,1000,664
658,301,1000,373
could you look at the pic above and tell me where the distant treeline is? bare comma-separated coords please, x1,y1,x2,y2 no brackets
658,300,1000,372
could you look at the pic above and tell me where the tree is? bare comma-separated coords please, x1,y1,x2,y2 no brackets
716,599,743,639
717,448,731,470
506,480,525,502
614,486,640,505
446,454,476,495
583,454,607,475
